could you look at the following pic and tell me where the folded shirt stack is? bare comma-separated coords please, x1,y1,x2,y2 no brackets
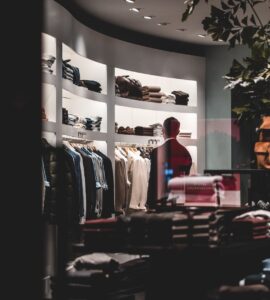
42,54,55,74
79,80,102,93
149,123,163,136
134,126,154,136
142,86,164,103
85,117,102,131
64,112,102,131
172,90,189,105
232,210,270,241
161,94,176,104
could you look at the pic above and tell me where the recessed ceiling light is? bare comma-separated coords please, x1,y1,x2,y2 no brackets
125,0,135,3
129,7,141,13
218,39,223,42
143,15,155,20
157,22,170,26
176,28,187,32
197,34,206,38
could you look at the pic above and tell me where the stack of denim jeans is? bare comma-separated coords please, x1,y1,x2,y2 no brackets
79,80,102,93
62,108,69,125
42,54,55,74
62,59,81,85
85,117,102,131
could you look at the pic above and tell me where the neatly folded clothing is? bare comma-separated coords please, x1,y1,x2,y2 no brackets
80,80,102,92
73,253,119,271
149,92,165,98
142,86,161,93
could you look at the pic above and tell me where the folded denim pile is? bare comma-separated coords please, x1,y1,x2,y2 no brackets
42,54,55,74
62,108,102,131
149,123,163,136
62,59,81,85
62,108,69,125
79,80,102,93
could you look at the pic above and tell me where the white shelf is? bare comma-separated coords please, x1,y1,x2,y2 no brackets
115,133,197,147
42,120,57,133
115,133,162,146
42,73,57,85
115,67,198,107
115,96,197,113
62,124,107,141
62,79,108,103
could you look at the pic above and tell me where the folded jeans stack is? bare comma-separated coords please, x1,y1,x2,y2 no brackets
232,211,270,241
172,90,189,105
149,123,163,136
79,80,102,93
62,59,81,85
62,108,69,125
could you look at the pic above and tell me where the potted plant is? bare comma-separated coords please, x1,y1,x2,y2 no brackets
182,0,270,123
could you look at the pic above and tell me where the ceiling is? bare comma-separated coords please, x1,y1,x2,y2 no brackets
63,0,270,46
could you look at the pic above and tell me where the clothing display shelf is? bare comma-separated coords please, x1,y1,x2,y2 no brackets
114,67,200,170
41,31,204,172
62,78,108,103
115,67,198,108
41,34,110,154
115,133,197,148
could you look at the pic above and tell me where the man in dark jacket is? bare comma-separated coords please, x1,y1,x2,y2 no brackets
147,117,192,209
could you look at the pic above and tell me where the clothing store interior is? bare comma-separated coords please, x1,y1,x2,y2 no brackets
5,0,270,300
